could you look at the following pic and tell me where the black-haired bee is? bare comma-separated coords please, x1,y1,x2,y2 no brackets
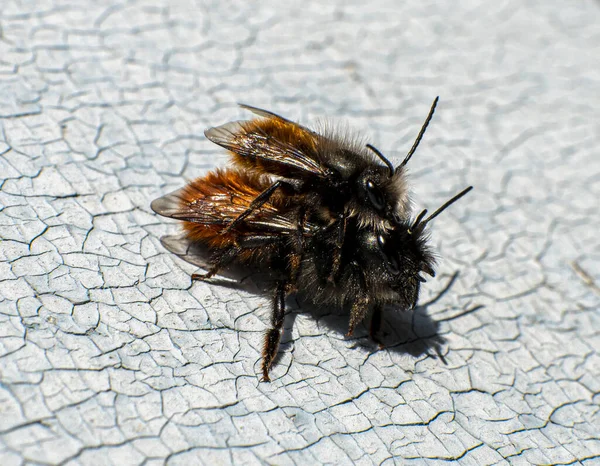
152,166,471,381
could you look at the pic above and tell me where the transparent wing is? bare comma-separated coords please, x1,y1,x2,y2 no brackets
151,169,307,235
204,105,331,178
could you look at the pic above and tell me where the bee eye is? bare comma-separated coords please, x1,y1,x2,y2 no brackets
366,180,385,211
377,234,400,275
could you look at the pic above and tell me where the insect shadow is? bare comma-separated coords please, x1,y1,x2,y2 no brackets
282,273,457,364
161,234,454,364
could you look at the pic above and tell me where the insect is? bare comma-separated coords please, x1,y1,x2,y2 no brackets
202,99,440,279
152,164,472,381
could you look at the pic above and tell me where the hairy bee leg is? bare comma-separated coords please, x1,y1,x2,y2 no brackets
346,296,370,337
221,180,285,234
191,246,241,281
192,235,284,282
288,207,308,289
369,305,385,349
261,281,287,382
191,270,217,281
347,262,369,337
328,213,347,283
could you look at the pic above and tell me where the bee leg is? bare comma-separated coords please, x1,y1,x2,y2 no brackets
346,296,370,337
191,267,224,281
288,207,308,289
346,263,369,336
288,253,301,293
327,213,347,283
369,305,385,349
261,281,287,382
192,235,280,281
221,180,286,234
191,246,240,281
191,271,216,281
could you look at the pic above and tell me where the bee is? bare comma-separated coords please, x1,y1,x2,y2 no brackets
151,166,472,381
203,99,440,278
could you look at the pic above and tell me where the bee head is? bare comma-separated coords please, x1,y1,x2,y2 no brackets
353,224,430,311
360,185,473,309
354,97,444,226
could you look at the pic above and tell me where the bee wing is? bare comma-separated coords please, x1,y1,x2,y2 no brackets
237,104,318,136
151,190,187,219
151,171,305,234
152,185,240,225
204,106,331,179
159,233,211,269
238,104,294,123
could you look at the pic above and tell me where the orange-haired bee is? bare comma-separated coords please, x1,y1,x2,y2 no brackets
152,166,471,381
203,100,439,278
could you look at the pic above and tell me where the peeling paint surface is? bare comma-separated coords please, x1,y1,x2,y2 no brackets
0,1,599,465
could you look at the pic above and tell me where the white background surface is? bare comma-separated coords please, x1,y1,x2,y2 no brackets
0,1,599,464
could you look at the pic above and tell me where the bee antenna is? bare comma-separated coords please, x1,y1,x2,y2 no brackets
396,96,439,173
366,144,394,177
412,209,428,231
421,186,473,227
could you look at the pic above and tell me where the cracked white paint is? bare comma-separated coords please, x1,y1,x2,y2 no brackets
1,1,599,465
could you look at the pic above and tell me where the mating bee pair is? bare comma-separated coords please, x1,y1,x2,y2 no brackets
151,100,472,381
